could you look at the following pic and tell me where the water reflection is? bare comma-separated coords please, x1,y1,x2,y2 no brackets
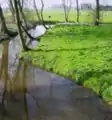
0,42,9,120
0,40,111,120
0,41,29,120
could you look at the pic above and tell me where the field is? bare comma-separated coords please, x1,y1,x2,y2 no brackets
21,24,112,103
24,9,112,23
4,9,112,25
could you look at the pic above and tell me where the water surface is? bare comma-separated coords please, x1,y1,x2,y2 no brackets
0,30,112,120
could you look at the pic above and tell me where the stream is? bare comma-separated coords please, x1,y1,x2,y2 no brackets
0,25,112,120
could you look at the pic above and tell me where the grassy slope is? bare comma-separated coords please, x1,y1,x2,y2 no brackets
21,24,112,103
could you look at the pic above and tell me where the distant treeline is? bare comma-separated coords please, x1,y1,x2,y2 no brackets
50,4,112,11
3,4,112,12
100,5,112,11
80,4,112,11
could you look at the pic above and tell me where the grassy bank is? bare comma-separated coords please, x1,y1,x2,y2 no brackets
20,24,112,103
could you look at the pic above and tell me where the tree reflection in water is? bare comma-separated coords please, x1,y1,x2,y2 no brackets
0,41,29,120
0,41,111,120
0,41,47,120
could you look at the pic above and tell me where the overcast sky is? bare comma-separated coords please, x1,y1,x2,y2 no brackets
30,0,112,7
0,0,112,8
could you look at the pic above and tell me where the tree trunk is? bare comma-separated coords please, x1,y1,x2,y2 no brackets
95,0,100,26
0,5,8,32
76,0,79,22
40,0,48,29
65,14,68,22
14,0,28,51
9,0,16,23
63,7,68,22
18,0,28,28
63,0,68,22
33,0,41,23
18,0,37,39
0,4,18,37
62,0,71,22
21,0,24,11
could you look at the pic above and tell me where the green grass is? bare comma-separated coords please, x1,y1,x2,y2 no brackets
20,24,112,103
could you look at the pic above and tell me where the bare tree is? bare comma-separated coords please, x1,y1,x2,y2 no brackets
8,0,24,23
0,5,17,37
40,0,49,29
17,0,28,28
21,0,24,11
33,0,41,22
0,5,8,33
95,0,100,25
40,0,44,23
33,0,48,29
14,0,29,50
62,0,72,22
76,0,79,22
9,0,16,23
18,0,39,40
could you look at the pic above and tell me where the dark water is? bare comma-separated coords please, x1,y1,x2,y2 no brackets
0,35,112,120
